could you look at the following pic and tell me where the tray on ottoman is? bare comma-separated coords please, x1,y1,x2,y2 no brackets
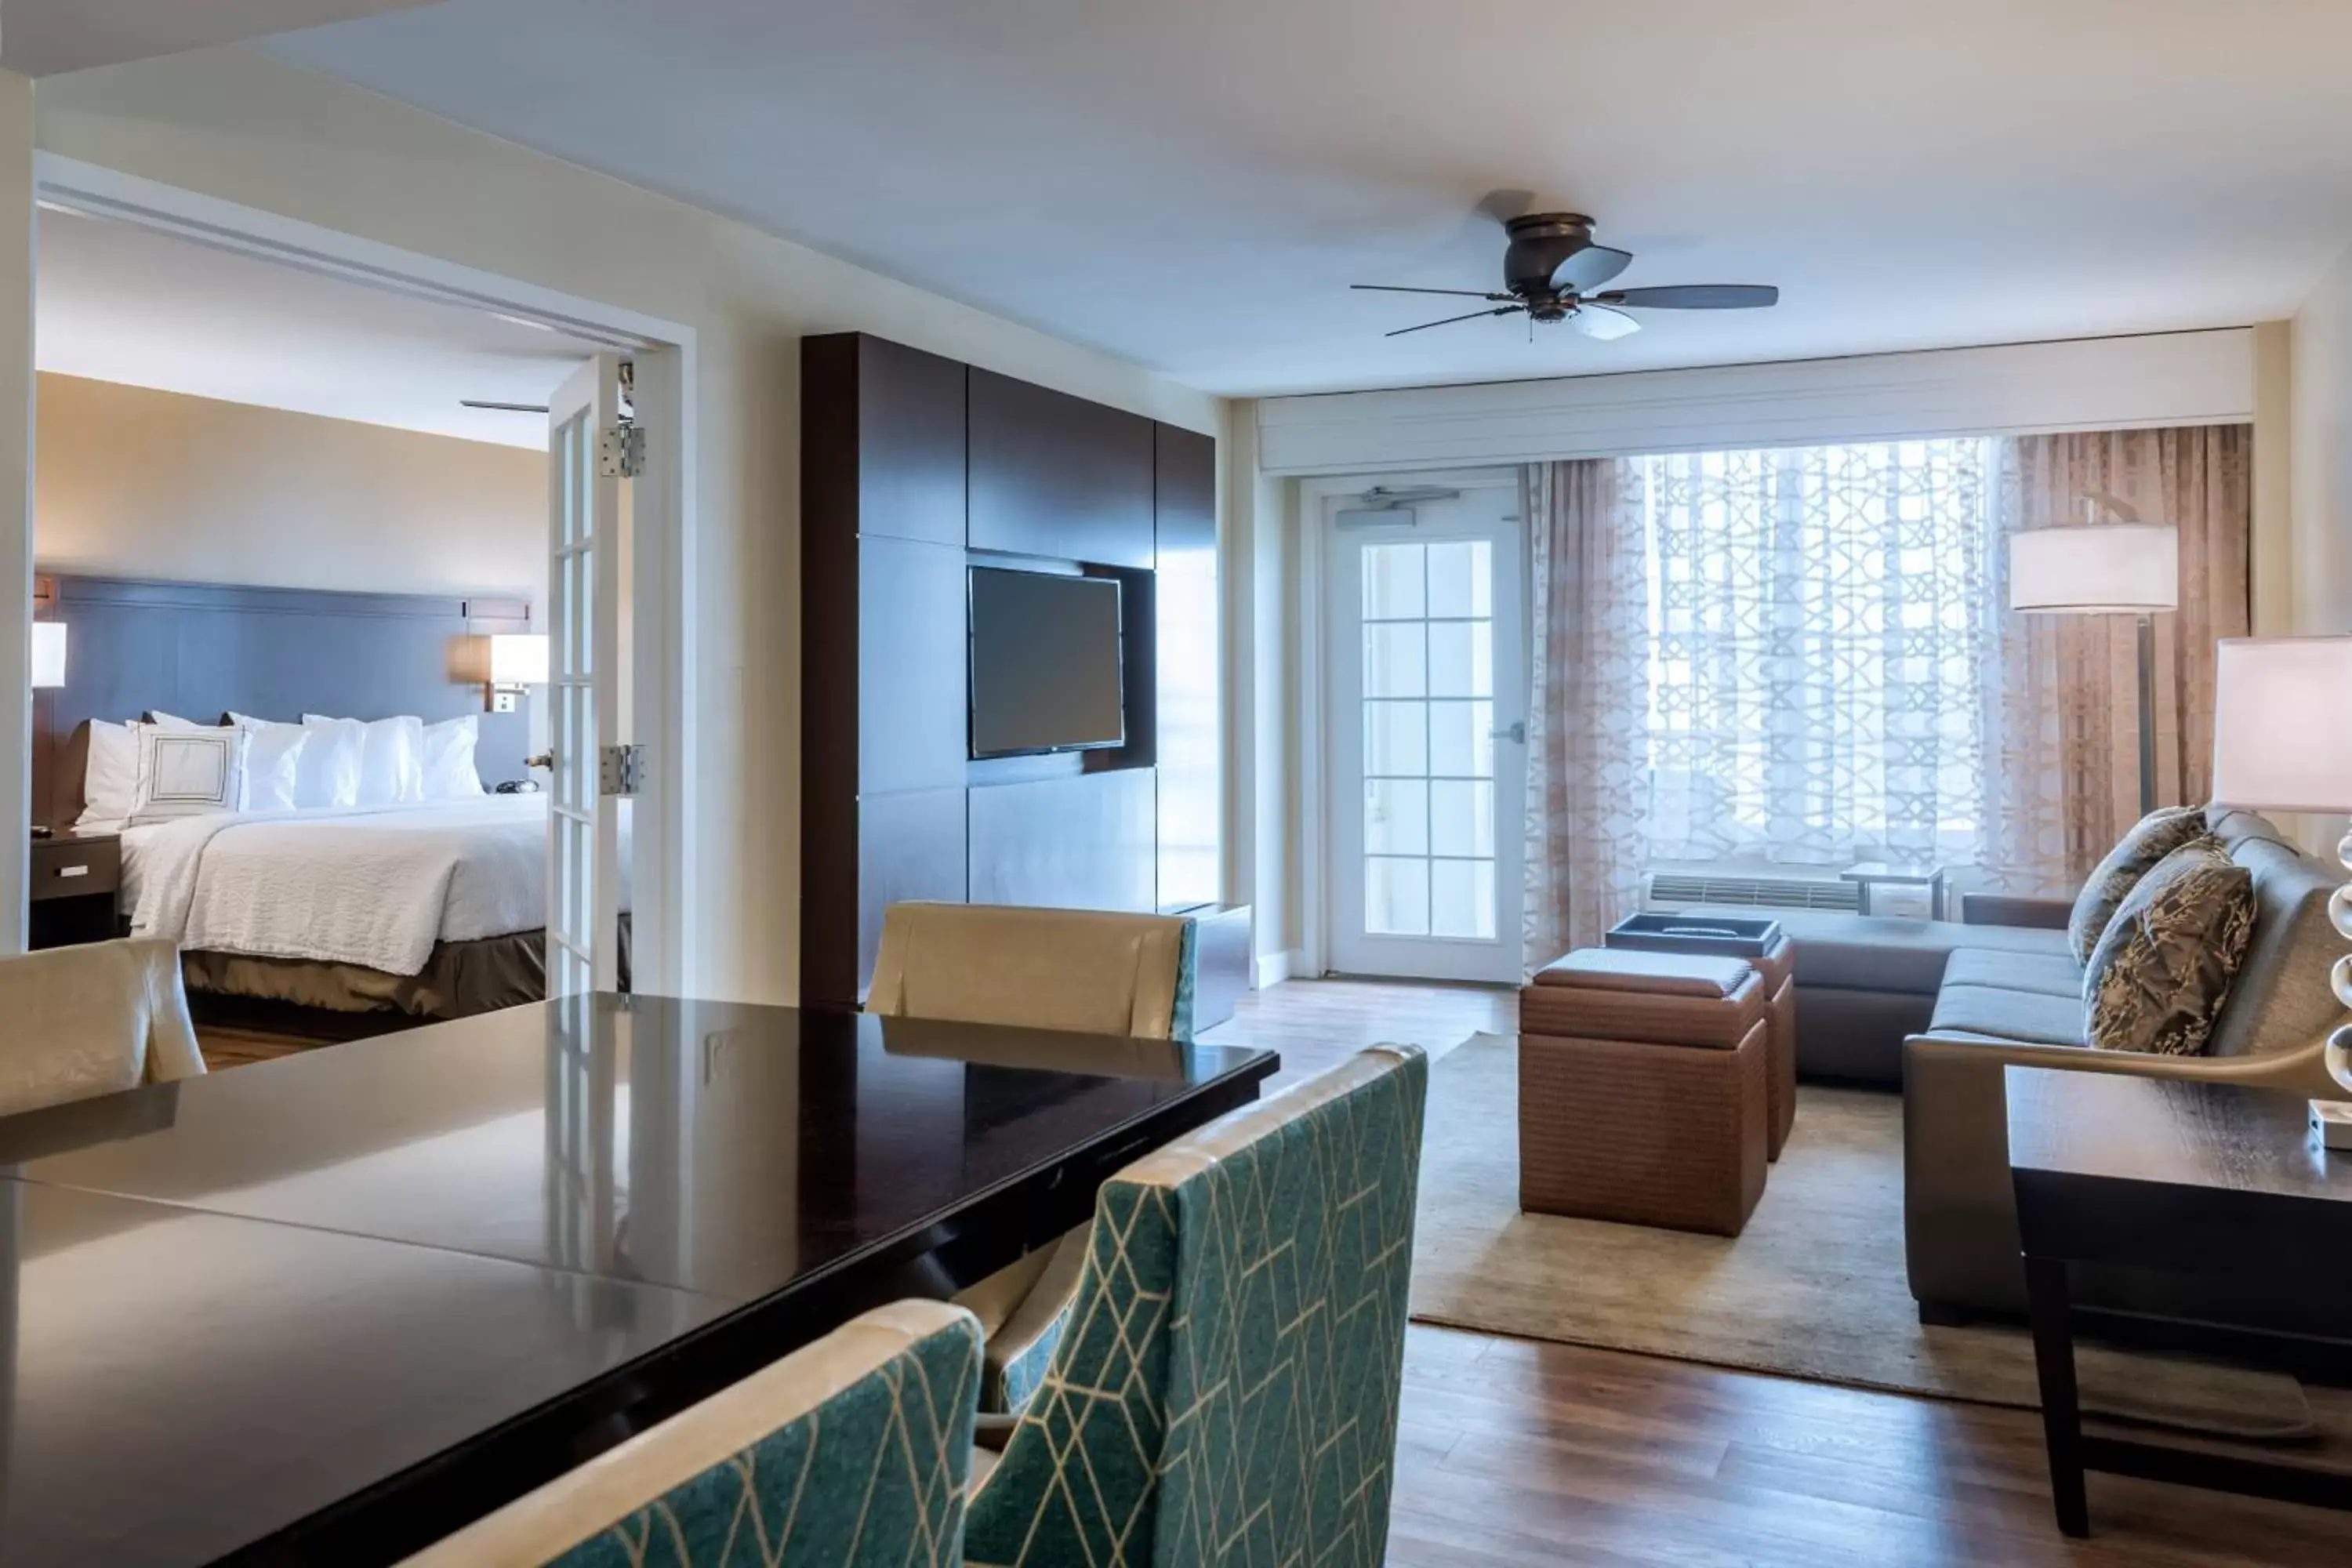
1605,913,1784,959
1519,949,1770,1236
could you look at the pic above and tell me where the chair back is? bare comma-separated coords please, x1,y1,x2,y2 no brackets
0,938,204,1118
963,1045,1428,1568
401,1301,981,1567
869,903,1197,1041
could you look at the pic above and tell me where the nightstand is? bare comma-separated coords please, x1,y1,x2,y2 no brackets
29,829,122,949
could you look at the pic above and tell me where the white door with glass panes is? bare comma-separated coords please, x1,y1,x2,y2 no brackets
544,354,628,998
1324,486,1526,982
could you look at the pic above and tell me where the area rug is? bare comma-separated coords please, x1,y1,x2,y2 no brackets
1410,1033,2313,1440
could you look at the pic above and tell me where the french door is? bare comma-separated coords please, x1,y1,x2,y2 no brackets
545,354,627,998
1323,485,1527,982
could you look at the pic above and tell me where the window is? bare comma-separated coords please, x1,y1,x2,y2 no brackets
1636,439,1997,868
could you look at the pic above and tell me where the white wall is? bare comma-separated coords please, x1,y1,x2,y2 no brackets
2290,246,2352,637
33,48,1223,1004
34,372,545,607
0,71,31,955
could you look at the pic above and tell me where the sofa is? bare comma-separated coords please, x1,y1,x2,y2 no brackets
1697,805,2348,1334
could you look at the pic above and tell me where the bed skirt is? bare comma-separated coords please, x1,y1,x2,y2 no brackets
182,916,633,1023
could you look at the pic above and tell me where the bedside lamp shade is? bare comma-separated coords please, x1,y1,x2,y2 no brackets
30,622,67,689
2209,637,2352,814
2009,524,2180,613
488,633,550,686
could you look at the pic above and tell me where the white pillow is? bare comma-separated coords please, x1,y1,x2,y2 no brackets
419,715,485,800
291,716,364,808
128,721,249,825
227,714,310,812
304,714,423,806
78,719,140,826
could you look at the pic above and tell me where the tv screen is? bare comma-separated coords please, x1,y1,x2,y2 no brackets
968,567,1125,758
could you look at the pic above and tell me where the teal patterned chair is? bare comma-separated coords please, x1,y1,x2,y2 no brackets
399,1301,980,1568
963,1044,1429,1568
869,900,1200,1415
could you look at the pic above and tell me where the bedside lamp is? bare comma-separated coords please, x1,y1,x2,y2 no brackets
30,621,66,689
485,633,549,713
2208,637,2352,1112
2009,497,2179,816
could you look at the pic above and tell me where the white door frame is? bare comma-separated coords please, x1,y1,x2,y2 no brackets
20,154,700,993
1300,466,1526,982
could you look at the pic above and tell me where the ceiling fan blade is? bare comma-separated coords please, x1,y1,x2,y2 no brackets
1386,304,1525,338
1550,245,1634,294
461,399,552,413
1353,283,1515,300
1593,284,1780,310
1569,304,1641,341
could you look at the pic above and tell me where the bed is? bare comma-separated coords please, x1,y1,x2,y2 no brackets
31,574,603,1035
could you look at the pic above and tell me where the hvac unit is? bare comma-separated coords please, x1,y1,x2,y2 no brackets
1642,870,1863,915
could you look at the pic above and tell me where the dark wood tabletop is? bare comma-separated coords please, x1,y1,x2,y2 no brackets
0,995,1279,1566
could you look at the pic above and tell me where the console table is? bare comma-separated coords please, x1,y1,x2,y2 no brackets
2007,1065,2352,1537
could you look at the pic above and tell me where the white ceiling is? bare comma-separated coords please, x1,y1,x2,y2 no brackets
260,0,2352,399
1,0,443,75
37,209,598,448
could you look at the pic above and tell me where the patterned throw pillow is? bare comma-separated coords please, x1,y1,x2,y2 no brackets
2067,804,2209,964
2082,840,2255,1056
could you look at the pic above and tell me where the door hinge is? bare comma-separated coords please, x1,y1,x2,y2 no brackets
599,743,646,797
598,423,646,479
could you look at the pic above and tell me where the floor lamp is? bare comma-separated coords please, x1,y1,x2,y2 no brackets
2208,636,2352,1127
2009,499,2180,817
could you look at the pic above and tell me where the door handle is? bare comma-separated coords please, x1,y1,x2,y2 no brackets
524,753,554,771
1489,720,1526,745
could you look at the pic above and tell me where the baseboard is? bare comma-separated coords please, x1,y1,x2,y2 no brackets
1255,949,1306,988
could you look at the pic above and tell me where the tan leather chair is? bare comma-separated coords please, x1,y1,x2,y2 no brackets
0,938,205,1117
868,902,1196,1041
868,902,1197,1414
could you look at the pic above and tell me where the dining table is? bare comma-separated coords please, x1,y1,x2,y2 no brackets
0,993,1279,1566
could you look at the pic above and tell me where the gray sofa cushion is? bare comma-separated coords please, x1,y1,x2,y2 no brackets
1928,983,2088,1047
2207,826,2347,1059
1685,907,2071,996
1944,947,2083,998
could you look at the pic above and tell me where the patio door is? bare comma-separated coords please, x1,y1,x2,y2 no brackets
545,354,628,998
1323,485,1527,982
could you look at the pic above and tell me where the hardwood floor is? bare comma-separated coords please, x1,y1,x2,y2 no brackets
1202,977,2352,1566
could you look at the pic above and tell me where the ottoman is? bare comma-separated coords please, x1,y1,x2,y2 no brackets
1518,949,1770,1237
1752,933,1797,1161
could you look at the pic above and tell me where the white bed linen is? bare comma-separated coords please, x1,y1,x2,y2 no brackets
122,796,630,978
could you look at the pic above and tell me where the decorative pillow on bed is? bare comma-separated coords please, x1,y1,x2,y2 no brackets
127,721,250,825
420,715,485,799
303,714,423,806
2082,839,2256,1056
226,715,311,811
78,719,140,827
2067,804,2209,964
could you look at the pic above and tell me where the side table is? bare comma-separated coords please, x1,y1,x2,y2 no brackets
1840,860,1947,919
2008,1065,2352,1537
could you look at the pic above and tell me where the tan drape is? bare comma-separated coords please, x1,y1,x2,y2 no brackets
1523,459,1651,970
1986,426,2252,891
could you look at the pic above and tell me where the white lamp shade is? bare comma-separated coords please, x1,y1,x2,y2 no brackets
2209,637,2352,813
30,622,67,689
488,633,550,686
2009,524,2179,613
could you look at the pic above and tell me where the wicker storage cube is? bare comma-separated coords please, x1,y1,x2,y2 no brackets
1752,933,1797,1160
1518,949,1769,1237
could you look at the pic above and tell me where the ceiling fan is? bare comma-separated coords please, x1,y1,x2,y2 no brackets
1353,212,1778,339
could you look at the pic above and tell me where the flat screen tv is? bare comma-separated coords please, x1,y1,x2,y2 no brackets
968,566,1125,758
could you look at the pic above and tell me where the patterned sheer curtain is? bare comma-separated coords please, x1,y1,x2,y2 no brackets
1980,426,2252,892
1523,459,1650,967
1639,441,1997,869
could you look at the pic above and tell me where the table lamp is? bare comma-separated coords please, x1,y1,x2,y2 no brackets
2207,636,2352,1123
2010,495,2179,815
